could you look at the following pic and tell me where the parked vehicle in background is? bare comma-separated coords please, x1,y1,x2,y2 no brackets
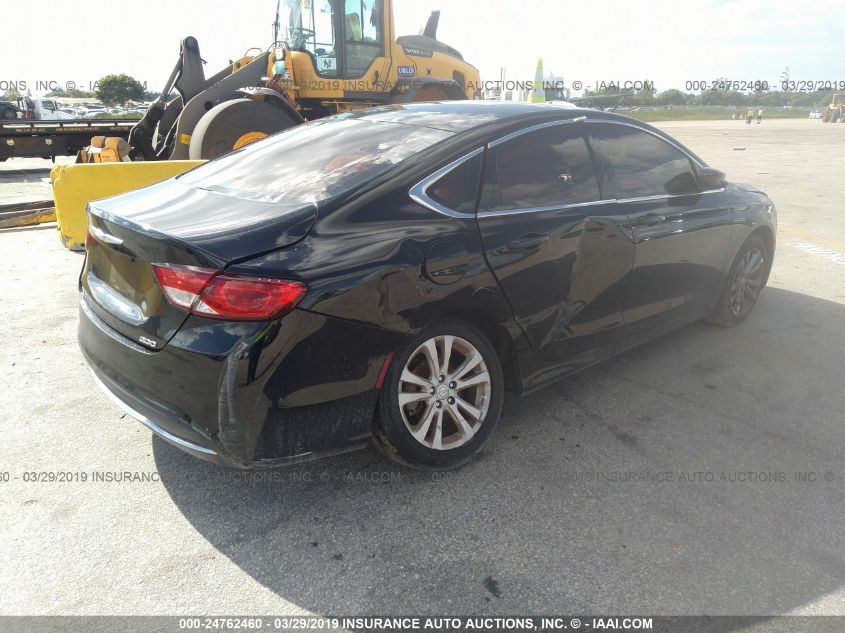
0,100,20,120
809,110,822,119
0,99,138,160
16,97,74,120
78,101,777,471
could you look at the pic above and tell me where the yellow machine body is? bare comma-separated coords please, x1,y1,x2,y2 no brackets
276,0,481,118
50,161,205,251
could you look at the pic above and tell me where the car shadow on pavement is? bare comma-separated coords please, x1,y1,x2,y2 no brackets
154,287,845,617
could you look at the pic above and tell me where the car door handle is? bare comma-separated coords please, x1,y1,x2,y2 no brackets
503,234,549,252
639,214,667,226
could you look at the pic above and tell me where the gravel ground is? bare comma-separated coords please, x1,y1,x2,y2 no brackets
0,119,844,618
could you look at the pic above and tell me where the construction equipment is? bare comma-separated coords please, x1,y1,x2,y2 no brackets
37,0,478,244
109,0,480,163
822,94,845,122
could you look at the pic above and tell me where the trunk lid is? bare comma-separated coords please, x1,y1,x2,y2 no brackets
82,179,316,350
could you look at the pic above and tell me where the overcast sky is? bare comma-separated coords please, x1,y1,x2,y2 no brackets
2,0,844,96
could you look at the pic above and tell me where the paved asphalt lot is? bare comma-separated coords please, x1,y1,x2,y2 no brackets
0,119,844,617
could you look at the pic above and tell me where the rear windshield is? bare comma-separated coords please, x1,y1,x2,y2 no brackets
178,117,453,204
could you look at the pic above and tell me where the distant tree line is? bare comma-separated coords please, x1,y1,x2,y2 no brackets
583,85,832,108
4,73,162,104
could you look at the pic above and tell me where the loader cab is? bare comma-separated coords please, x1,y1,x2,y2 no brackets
285,0,387,79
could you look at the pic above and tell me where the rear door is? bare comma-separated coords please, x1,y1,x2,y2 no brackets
585,122,734,326
476,120,634,359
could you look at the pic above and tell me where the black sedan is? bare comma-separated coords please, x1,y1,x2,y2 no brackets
79,101,776,470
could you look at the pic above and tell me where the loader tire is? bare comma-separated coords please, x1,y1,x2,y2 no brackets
189,98,299,160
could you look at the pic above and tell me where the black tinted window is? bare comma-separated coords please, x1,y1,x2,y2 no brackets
427,153,483,214
587,123,696,198
480,123,600,212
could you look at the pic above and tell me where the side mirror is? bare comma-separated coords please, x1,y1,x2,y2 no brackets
697,166,726,189
664,171,698,195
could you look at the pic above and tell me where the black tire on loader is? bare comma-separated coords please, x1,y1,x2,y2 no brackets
188,98,301,160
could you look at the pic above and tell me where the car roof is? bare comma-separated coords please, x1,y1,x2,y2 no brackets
344,100,707,167
348,100,627,132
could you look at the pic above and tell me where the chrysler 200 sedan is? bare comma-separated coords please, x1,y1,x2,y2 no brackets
79,101,776,470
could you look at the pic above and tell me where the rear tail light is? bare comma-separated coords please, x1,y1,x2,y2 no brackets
152,263,306,321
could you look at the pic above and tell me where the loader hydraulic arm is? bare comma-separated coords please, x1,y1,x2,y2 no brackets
128,37,206,160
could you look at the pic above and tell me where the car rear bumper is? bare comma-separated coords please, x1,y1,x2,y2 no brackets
86,361,227,465
79,293,232,464
78,290,404,469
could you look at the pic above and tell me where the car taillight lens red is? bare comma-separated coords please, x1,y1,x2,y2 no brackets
152,263,306,321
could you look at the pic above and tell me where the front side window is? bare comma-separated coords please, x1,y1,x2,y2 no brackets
480,123,601,212
179,117,452,205
587,123,697,198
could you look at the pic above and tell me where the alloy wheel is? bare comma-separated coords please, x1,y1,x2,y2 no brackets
398,335,491,450
729,247,765,317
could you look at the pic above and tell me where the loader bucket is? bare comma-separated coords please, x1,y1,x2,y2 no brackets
50,161,205,251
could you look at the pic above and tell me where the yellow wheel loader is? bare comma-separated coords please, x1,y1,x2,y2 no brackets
50,0,479,246
119,0,481,162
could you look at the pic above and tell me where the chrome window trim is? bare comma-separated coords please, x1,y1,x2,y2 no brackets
408,147,484,219
408,116,724,220
488,116,586,148
479,198,609,218
614,187,725,205
477,188,726,218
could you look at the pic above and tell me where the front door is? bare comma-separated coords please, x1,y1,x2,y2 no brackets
585,122,735,326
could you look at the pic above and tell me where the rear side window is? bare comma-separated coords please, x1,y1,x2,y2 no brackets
587,123,697,198
480,123,600,212
427,153,483,214
179,117,452,204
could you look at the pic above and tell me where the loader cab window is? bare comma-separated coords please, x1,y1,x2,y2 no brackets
343,0,384,78
286,0,339,77
285,0,384,79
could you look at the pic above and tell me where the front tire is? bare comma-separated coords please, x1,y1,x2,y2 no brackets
375,320,504,470
188,98,300,160
710,234,769,326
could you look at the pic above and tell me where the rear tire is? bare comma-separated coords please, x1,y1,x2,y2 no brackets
188,98,300,160
0,107,17,120
375,320,504,470
710,235,769,326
